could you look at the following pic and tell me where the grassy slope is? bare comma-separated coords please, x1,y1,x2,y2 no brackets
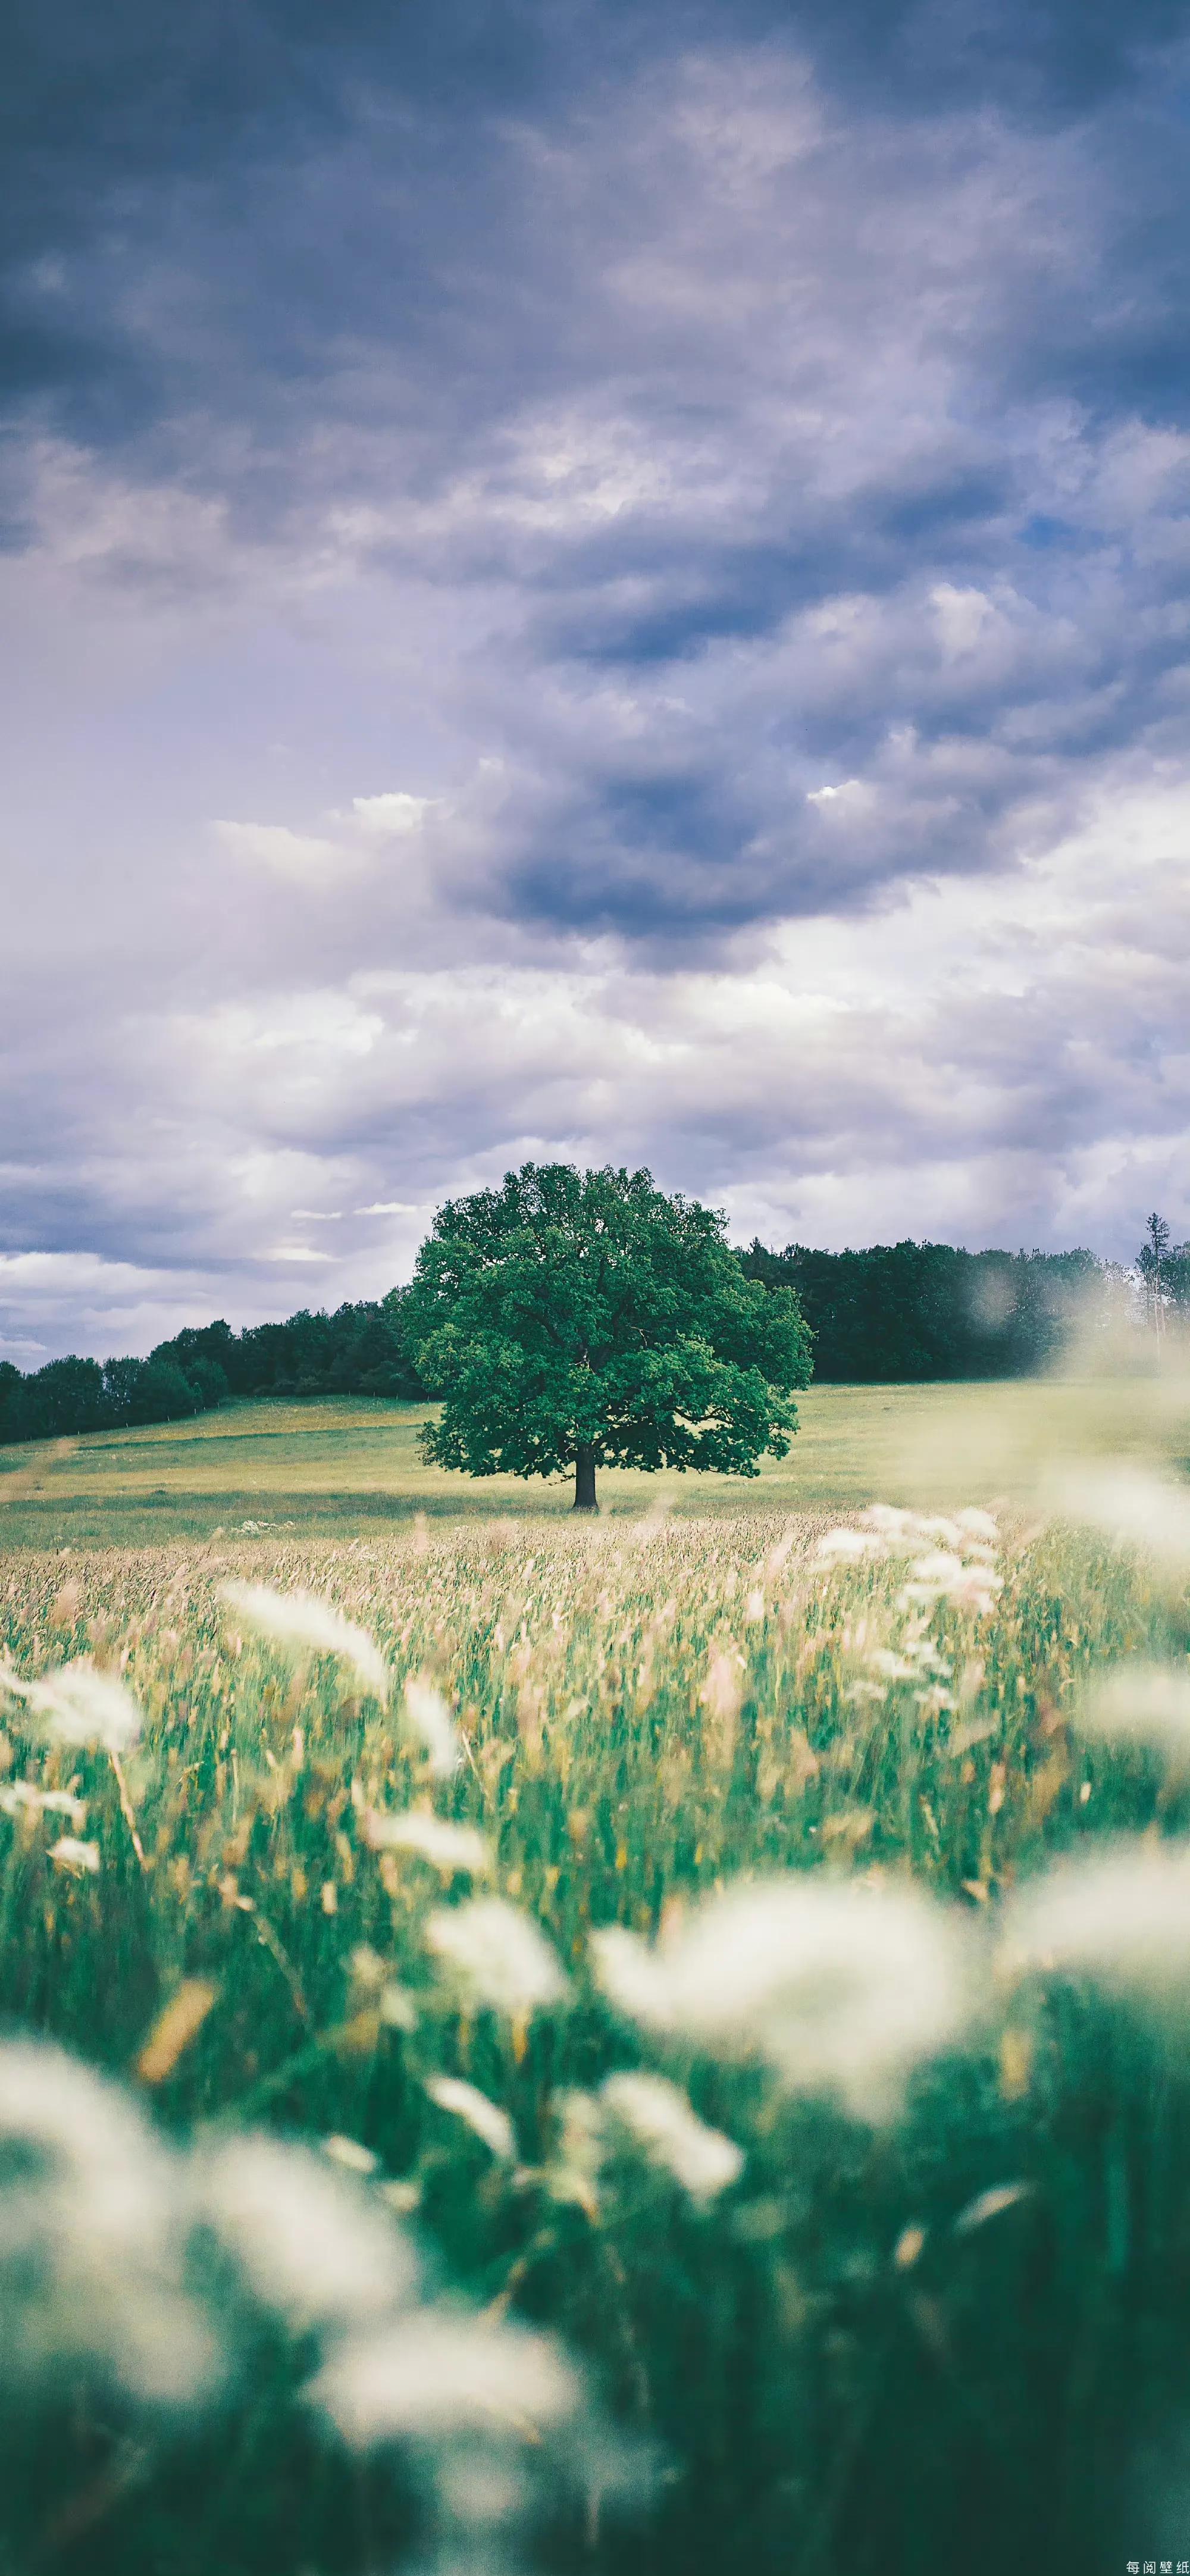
1,1377,1172,1549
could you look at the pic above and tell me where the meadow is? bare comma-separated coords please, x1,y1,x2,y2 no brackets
0,1384,948,1551
2,1381,1190,2572
3,1371,1188,1548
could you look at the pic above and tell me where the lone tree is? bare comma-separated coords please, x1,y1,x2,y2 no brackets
403,1161,813,1511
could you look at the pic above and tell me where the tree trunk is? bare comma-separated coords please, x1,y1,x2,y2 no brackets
573,1443,599,1512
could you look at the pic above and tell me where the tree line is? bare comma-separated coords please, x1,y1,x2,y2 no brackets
1136,1212,1190,1336
738,1241,1108,1381
1,1203,1185,1450
0,1292,424,1445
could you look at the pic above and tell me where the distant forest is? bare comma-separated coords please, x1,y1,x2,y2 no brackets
0,1291,423,1446
739,1242,1114,1382
0,1234,1180,1447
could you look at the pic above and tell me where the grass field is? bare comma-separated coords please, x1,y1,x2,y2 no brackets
4,1372,1189,1548
2,1384,1190,2573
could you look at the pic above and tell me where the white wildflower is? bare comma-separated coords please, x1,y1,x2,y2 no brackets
0,1656,143,1754
599,2072,743,2202
311,2312,580,2446
221,1584,390,1701
907,1640,953,1676
591,1875,975,2119
900,1555,1002,1614
424,2075,516,2162
365,1810,489,1874
914,1516,966,1548
815,1528,886,1565
427,1897,570,2016
909,1551,973,1589
950,1561,1003,1610
0,1783,87,1824
402,1674,461,1777
0,2040,217,2402
859,1505,916,1536
587,1924,674,2026
998,1841,1190,2013
866,1649,920,1682
193,2135,417,2331
1075,1663,1190,1759
49,1835,99,1873
856,1506,1000,1567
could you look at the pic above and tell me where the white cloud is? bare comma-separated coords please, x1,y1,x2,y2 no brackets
211,821,350,882
930,584,998,659
92,774,1190,1322
7,761,1190,1358
256,1245,337,1263
350,793,436,836
805,780,873,809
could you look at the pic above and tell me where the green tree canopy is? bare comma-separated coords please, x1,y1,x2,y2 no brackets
402,1162,812,1510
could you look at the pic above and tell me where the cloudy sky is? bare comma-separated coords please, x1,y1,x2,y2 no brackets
4,0,1189,1360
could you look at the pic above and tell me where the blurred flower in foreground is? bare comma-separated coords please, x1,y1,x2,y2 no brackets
591,1876,975,2118
192,2134,418,2333
900,1553,1003,1616
48,1835,100,1873
0,2041,218,2403
1044,1465,1190,1575
1073,1661,1190,1760
815,1528,886,1566
221,1584,390,1700
596,2072,744,2202
424,2074,516,2161
813,1511,1002,1613
0,2031,610,2571
0,1782,87,1823
427,1896,570,2015
998,1840,1190,2012
0,1655,143,1753
365,1808,489,1873
402,1674,462,1777
310,2312,580,2445
857,1505,999,1555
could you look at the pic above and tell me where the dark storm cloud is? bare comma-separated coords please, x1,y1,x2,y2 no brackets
25,11,1167,947
5,0,1187,450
